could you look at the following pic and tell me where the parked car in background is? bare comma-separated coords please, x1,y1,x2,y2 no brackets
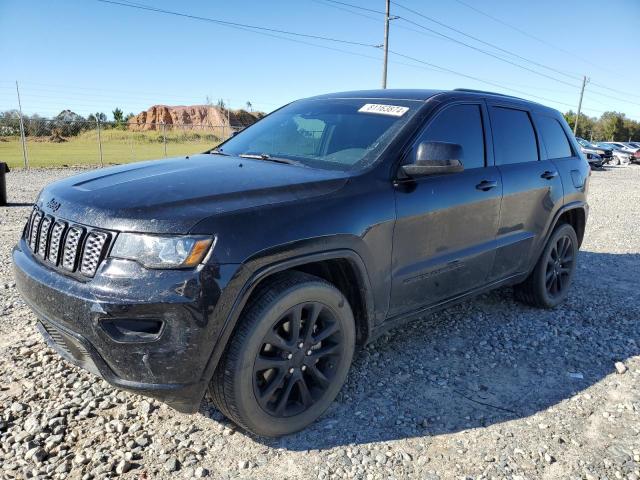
594,142,633,165
585,152,604,168
609,142,638,154
575,137,610,167
608,142,640,163
620,143,640,162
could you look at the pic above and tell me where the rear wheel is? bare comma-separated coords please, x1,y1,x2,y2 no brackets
514,223,578,308
210,271,355,437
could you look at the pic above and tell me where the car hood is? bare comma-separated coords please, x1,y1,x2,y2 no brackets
36,155,351,234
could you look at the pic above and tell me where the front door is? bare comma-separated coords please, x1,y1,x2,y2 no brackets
389,102,501,317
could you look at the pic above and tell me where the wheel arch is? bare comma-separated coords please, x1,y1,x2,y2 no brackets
554,204,587,247
201,250,375,387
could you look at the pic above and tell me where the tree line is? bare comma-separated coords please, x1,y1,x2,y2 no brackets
563,111,639,141
0,108,134,137
1,107,638,142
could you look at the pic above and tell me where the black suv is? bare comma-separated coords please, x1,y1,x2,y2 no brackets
13,89,589,436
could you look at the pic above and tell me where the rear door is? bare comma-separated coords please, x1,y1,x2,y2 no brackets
389,102,502,317
487,104,564,280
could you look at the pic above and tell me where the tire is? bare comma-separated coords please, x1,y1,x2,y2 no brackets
514,223,578,309
210,271,355,437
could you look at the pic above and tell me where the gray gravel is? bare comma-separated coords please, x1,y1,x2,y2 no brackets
1,165,640,480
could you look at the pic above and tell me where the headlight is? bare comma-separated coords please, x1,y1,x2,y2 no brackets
110,233,214,269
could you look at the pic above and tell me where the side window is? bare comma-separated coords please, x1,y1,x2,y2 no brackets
415,104,485,169
490,107,539,165
536,115,573,159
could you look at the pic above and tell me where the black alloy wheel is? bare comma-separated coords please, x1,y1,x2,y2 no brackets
253,302,343,417
210,271,355,437
515,222,578,309
544,234,575,299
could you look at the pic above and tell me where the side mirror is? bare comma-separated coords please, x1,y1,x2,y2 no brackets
401,141,464,177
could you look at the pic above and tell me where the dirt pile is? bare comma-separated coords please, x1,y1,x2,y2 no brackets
128,105,263,131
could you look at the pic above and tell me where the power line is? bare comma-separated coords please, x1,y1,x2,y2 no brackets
309,0,382,21
452,0,640,99
386,49,608,115
319,0,588,89
391,2,640,108
589,81,640,100
16,0,632,121
309,0,442,41
392,1,583,83
452,0,599,68
318,0,640,103
387,3,582,90
318,0,386,15
98,0,378,48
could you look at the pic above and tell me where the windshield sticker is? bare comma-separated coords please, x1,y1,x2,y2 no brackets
358,103,409,117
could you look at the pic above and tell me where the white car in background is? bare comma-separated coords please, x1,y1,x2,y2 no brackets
594,142,633,165
609,142,638,154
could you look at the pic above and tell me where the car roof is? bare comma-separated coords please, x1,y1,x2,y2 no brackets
306,88,554,112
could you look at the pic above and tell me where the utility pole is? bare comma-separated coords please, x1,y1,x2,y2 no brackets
573,75,589,135
15,81,29,169
381,0,390,89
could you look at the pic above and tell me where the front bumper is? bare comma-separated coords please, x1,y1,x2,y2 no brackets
13,239,239,413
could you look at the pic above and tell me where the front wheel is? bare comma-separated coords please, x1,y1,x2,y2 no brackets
514,223,578,308
210,271,355,437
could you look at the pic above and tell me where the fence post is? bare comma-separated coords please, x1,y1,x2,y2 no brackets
16,81,29,169
161,121,167,157
96,118,104,167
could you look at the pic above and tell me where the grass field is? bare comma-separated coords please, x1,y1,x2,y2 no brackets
0,129,223,168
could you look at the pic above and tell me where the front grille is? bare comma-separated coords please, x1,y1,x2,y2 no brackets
80,231,109,276
48,221,66,265
62,226,84,271
37,216,53,259
24,207,112,278
29,210,42,251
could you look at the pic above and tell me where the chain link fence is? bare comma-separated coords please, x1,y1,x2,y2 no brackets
0,119,243,168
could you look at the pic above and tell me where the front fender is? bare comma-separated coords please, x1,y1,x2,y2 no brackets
198,247,377,389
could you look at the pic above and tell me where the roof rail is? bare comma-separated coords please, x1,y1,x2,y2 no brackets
453,88,519,99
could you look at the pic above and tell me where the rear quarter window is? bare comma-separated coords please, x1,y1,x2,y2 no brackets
490,107,539,165
535,115,573,159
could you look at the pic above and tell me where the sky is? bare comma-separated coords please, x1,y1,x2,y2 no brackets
1,0,639,120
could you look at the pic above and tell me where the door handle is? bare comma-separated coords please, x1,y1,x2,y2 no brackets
475,180,498,191
541,170,558,180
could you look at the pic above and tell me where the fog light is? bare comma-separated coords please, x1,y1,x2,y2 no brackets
100,318,163,342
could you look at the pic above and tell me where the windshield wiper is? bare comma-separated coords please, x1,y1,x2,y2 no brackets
238,153,303,166
209,148,230,156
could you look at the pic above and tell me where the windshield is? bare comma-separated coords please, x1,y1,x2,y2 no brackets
215,98,421,171
577,138,594,148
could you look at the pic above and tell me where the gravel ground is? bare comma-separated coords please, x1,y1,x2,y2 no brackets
1,166,639,480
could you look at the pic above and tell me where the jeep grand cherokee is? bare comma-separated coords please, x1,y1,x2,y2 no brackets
13,89,589,436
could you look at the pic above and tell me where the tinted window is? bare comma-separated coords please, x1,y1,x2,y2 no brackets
536,115,572,159
416,104,485,169
490,107,538,165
